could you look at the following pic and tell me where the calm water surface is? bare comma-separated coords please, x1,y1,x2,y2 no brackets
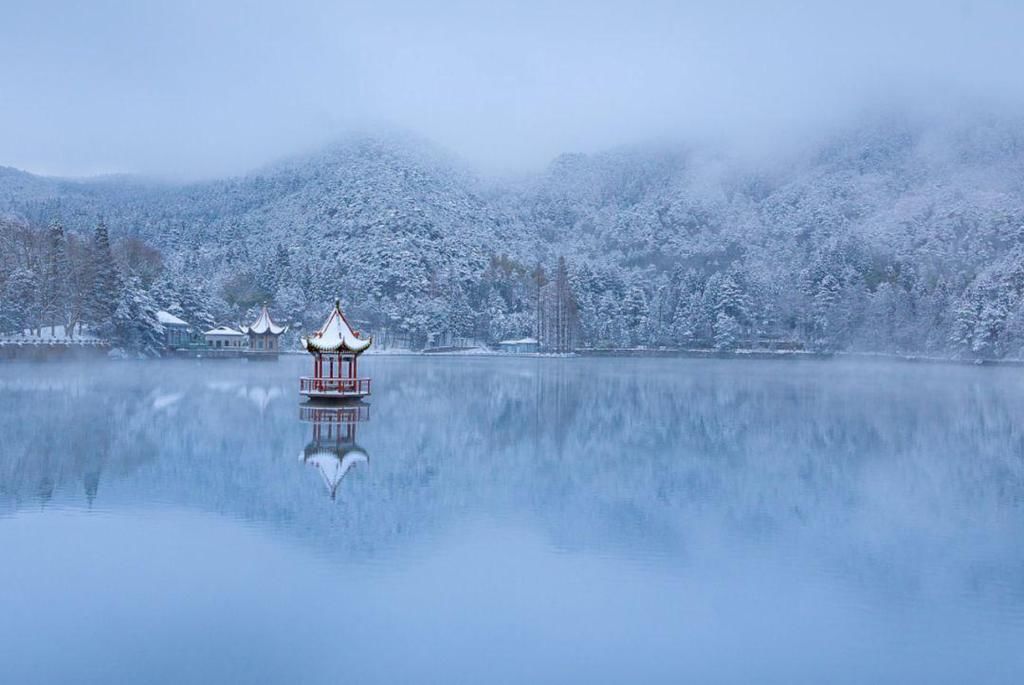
1,356,1022,684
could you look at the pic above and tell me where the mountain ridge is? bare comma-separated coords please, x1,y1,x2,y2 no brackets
3,118,1024,356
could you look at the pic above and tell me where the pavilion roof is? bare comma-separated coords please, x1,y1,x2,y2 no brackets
301,445,369,498
242,305,287,336
301,300,372,355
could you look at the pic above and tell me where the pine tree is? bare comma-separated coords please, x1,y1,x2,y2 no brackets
177,281,216,331
273,280,305,337
552,256,578,352
532,263,548,347
0,268,38,334
623,286,649,347
714,311,741,350
711,273,749,349
951,288,981,357
446,286,474,342
89,220,120,336
649,273,672,346
481,289,509,342
112,275,165,356
39,220,71,336
273,243,291,292
812,273,842,350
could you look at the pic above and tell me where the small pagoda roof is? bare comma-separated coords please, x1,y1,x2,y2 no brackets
301,300,372,355
205,326,246,337
242,305,287,336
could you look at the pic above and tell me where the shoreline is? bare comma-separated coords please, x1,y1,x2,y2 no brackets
4,345,1023,368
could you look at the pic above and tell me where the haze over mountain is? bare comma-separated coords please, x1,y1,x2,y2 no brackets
4,1,1024,355
3,108,1024,358
3,1,1024,178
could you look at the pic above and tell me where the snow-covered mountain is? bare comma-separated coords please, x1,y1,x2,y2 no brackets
3,115,1024,356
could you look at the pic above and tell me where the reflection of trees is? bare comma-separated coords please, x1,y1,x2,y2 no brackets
0,371,131,507
2,358,1023,601
375,358,1024,599
0,362,303,510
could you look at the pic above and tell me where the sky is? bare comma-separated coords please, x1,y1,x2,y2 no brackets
1,0,1023,179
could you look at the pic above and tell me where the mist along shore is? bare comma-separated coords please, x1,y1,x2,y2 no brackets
4,341,1024,368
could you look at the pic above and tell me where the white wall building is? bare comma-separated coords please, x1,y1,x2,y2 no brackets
497,337,540,354
157,310,192,349
204,326,247,349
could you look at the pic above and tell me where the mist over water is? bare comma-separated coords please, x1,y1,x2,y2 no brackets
1,357,1022,683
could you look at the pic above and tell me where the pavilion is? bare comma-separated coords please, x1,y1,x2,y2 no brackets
299,300,372,400
242,304,287,358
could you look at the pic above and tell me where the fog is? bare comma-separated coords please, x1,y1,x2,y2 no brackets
2,0,1023,178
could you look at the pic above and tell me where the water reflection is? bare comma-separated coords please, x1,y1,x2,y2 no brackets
0,358,1022,595
1,358,1023,683
299,404,370,499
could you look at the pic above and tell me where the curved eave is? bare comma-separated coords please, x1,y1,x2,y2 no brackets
301,446,369,465
247,305,287,336
301,335,373,355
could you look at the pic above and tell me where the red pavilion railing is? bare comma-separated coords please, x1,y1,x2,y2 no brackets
299,404,370,423
299,377,371,395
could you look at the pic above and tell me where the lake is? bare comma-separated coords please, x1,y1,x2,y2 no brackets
1,356,1022,684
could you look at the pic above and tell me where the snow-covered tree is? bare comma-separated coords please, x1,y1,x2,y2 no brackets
714,311,741,350
5,119,1024,358
39,219,71,335
112,275,165,356
0,267,38,334
88,220,120,332
623,285,649,347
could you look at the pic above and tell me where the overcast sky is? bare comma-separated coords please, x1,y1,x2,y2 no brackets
1,0,1023,178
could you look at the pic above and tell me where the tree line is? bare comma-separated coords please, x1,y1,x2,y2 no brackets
4,208,1024,360
0,217,164,353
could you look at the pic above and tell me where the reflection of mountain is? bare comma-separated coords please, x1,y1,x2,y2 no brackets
299,405,370,499
1,357,1023,607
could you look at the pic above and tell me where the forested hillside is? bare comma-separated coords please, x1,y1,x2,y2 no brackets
3,115,1024,357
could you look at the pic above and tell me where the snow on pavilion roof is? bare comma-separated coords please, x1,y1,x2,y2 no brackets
242,305,287,336
301,446,369,497
301,300,372,355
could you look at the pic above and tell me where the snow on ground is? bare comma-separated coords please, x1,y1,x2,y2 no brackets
0,324,106,345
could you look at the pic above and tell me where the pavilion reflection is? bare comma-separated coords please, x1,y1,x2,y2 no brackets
298,404,371,499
